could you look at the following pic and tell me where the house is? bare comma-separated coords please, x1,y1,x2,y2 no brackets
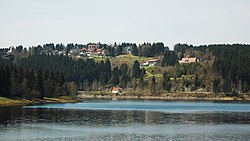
142,59,160,66
81,48,88,52
79,48,88,57
94,48,103,55
123,46,132,54
111,87,122,95
87,43,97,52
7,46,14,54
179,57,197,64
69,49,79,56
2,54,14,61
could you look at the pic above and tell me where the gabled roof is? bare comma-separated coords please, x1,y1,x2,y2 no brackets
95,49,102,52
81,48,88,51
181,58,197,63
112,87,121,91
143,59,160,63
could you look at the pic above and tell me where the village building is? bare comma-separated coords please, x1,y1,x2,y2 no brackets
80,48,88,52
7,46,14,54
179,57,197,64
111,87,122,95
87,43,97,52
69,49,79,56
142,59,160,66
93,48,103,55
2,54,14,61
122,46,132,54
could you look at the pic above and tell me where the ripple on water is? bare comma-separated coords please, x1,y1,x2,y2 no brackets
1,100,250,141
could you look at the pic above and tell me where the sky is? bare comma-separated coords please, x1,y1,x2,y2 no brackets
0,0,250,49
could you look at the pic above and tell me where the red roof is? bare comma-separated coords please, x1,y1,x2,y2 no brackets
95,49,102,52
143,59,160,63
181,58,197,63
88,44,96,47
112,87,121,91
81,48,87,51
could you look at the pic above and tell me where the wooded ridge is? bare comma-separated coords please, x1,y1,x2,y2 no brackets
0,43,249,100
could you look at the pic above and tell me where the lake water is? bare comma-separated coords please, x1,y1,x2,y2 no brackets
0,100,250,141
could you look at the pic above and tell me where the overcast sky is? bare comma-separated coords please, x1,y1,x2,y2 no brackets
0,0,250,49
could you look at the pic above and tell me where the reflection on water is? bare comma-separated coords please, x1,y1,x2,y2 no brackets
0,100,250,141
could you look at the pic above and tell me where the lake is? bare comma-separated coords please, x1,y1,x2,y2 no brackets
0,100,250,141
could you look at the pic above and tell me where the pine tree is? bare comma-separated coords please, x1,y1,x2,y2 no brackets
34,69,44,98
131,45,138,56
139,74,144,90
151,76,156,92
162,72,171,91
223,79,232,93
194,74,199,90
0,64,11,97
213,78,220,94
115,45,123,56
111,67,119,85
132,60,141,78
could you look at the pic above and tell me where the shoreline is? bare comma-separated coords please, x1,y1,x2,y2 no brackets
78,93,250,101
0,97,79,107
1,93,250,107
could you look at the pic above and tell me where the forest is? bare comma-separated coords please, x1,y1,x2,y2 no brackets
0,43,249,99
174,44,250,94
0,60,77,99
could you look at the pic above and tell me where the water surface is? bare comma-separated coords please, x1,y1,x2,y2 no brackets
0,100,250,141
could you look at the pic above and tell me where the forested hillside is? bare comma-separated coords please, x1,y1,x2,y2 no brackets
174,44,250,94
0,43,249,99
0,61,77,99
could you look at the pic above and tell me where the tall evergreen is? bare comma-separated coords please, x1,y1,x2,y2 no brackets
132,60,141,78
150,76,156,92
131,45,138,56
162,72,171,91
162,50,177,66
111,66,119,85
213,78,221,94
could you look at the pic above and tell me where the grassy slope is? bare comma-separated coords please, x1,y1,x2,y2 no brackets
109,54,164,80
94,54,217,93
0,96,78,106
0,97,32,106
109,54,153,68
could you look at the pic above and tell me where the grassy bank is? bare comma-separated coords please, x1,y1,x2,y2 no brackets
78,91,250,101
0,97,32,106
0,96,79,106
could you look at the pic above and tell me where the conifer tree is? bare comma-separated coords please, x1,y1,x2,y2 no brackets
162,72,171,91
151,76,156,92
132,60,141,78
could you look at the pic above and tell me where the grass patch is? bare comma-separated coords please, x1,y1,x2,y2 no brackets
110,54,153,68
43,96,78,103
0,97,32,106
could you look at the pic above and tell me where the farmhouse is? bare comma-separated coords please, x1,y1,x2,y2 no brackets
93,48,103,55
87,43,97,52
111,87,122,94
179,57,197,64
142,59,160,66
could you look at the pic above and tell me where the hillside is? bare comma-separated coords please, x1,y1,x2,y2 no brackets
109,54,154,68
0,43,249,100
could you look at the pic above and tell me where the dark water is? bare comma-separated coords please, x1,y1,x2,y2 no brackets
1,100,250,141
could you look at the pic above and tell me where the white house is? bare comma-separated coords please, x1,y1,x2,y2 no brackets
111,87,122,94
142,59,160,66
179,58,197,64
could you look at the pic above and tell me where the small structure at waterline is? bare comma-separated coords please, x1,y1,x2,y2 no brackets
111,87,122,95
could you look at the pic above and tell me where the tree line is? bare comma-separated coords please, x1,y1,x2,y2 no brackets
0,60,77,99
1,42,249,96
15,54,173,93
174,43,250,94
